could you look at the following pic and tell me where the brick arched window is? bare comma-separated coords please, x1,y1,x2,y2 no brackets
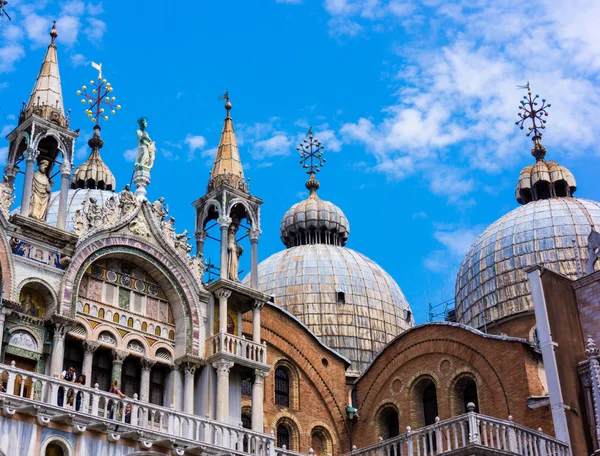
378,405,400,439
452,374,479,414
423,382,438,426
277,423,290,448
275,367,290,407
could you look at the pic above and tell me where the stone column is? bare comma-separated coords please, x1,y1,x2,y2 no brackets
251,300,264,344
183,362,198,414
111,349,128,387
217,216,232,279
248,228,261,289
50,323,68,378
213,359,234,423
19,148,37,216
0,308,6,349
216,289,232,334
167,364,184,411
195,230,208,262
56,161,72,230
81,341,100,383
140,357,155,403
252,369,268,432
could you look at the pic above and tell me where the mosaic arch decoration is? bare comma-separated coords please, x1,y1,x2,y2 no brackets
63,242,201,356
17,288,45,318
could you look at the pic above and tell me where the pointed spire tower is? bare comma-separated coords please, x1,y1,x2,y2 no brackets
4,21,78,229
207,93,247,193
193,94,271,431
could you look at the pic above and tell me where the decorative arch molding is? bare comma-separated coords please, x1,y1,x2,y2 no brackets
16,277,59,315
226,198,258,229
59,238,204,357
8,326,43,353
370,399,402,425
308,419,339,448
151,342,175,360
7,131,30,165
72,317,93,340
0,223,15,299
39,434,74,456
31,130,70,164
309,424,334,456
199,198,222,229
91,323,123,349
448,369,483,415
122,333,151,356
273,413,302,452
358,337,511,419
273,357,300,410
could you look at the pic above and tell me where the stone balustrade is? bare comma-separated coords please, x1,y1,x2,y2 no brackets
207,330,267,365
0,361,274,456
347,406,569,456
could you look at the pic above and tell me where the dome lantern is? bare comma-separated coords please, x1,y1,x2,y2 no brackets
280,128,350,248
515,83,576,204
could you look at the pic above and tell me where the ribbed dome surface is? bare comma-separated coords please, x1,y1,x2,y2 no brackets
246,244,413,374
71,149,116,191
456,198,600,328
280,195,350,247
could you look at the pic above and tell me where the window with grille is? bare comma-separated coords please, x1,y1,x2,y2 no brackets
275,368,290,407
277,424,290,448
423,383,438,426
242,414,251,429
242,379,252,397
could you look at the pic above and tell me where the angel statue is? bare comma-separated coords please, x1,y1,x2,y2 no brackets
135,117,156,170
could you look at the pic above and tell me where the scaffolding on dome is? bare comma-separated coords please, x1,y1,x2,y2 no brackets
427,297,456,323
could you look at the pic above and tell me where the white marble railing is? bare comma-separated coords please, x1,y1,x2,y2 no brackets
0,361,274,456
347,410,569,456
207,331,267,364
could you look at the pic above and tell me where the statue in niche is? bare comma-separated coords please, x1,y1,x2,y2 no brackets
135,117,156,170
152,197,168,223
118,184,136,216
227,223,243,281
29,159,53,220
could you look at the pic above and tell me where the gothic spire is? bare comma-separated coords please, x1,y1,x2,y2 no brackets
23,21,66,127
208,92,248,193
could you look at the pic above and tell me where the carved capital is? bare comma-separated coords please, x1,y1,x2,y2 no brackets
196,230,208,242
248,228,262,242
251,300,265,311
217,215,232,228
254,369,269,385
212,359,234,377
60,161,72,175
141,357,156,371
215,289,232,300
183,362,199,376
53,323,68,339
84,341,101,355
3,165,17,180
23,148,38,161
112,349,128,362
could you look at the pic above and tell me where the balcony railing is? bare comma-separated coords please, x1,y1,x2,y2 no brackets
347,409,569,456
0,361,274,456
207,330,267,365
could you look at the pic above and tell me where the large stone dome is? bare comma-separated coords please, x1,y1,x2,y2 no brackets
456,198,600,328
46,188,117,232
247,244,413,374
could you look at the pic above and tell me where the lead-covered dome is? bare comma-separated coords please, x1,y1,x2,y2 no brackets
249,244,413,374
45,188,118,232
456,198,600,328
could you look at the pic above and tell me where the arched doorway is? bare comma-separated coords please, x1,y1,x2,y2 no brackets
378,405,400,439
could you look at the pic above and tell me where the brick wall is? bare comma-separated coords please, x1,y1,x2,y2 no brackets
573,270,600,344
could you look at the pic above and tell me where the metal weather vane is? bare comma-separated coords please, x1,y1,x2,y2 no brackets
297,127,326,175
0,1,11,21
515,82,551,139
77,62,121,126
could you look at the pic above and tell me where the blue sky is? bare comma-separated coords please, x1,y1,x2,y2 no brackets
1,0,599,324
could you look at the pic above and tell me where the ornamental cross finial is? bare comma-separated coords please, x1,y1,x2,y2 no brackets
515,83,551,139
77,62,121,126
297,127,325,175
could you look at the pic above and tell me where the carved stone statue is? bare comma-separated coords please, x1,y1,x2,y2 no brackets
0,177,14,214
29,159,53,220
86,197,105,229
175,229,192,257
105,195,119,225
189,256,206,282
118,184,136,216
72,207,86,235
135,117,156,169
227,223,243,281
587,229,600,275
152,197,168,223
162,217,176,245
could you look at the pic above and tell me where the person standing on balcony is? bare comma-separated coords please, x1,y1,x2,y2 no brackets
108,379,126,419
75,375,86,411
58,366,76,407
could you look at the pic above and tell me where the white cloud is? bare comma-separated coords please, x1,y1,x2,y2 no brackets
61,1,85,16
87,3,104,15
123,148,137,162
3,24,24,41
0,45,26,73
56,15,81,46
85,17,106,45
24,14,52,47
0,125,12,137
251,133,294,159
423,225,483,273
185,134,208,161
0,147,7,166
70,53,86,67
314,129,342,152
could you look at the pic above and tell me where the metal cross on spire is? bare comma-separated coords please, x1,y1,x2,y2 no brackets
515,82,551,139
77,62,121,126
297,127,326,175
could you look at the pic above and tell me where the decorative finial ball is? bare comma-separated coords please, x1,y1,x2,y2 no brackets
225,100,232,110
